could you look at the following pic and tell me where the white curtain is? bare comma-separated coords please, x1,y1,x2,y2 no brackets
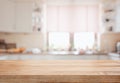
46,5,99,32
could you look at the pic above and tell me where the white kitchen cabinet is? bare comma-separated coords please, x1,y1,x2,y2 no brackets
115,0,120,32
115,6,120,32
0,0,41,33
0,0,15,32
15,2,33,33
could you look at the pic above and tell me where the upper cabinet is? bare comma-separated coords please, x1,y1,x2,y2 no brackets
115,0,120,32
15,2,33,33
0,0,15,32
0,0,42,33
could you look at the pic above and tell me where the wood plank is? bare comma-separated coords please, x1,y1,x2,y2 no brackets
0,60,119,83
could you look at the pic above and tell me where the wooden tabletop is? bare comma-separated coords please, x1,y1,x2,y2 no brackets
0,60,120,83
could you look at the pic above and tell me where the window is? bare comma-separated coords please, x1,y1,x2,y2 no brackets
73,32,95,50
48,32,98,51
48,32,70,51
47,4,100,51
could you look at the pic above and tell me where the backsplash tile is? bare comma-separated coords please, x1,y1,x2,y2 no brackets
0,33,43,49
101,32,120,52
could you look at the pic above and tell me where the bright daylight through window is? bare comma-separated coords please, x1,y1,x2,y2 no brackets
47,4,100,51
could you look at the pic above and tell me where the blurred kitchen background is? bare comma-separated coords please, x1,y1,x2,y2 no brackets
0,0,120,60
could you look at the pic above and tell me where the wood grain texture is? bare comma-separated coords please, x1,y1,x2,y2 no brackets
101,32,120,52
0,60,120,83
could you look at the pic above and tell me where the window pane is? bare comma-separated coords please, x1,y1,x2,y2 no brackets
48,32,70,50
74,32,95,50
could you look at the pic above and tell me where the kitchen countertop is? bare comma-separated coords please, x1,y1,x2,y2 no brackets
109,52,120,55
0,52,108,56
0,60,120,83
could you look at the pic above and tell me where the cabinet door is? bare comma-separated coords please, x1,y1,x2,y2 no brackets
15,2,33,33
0,0,15,32
115,5,120,32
